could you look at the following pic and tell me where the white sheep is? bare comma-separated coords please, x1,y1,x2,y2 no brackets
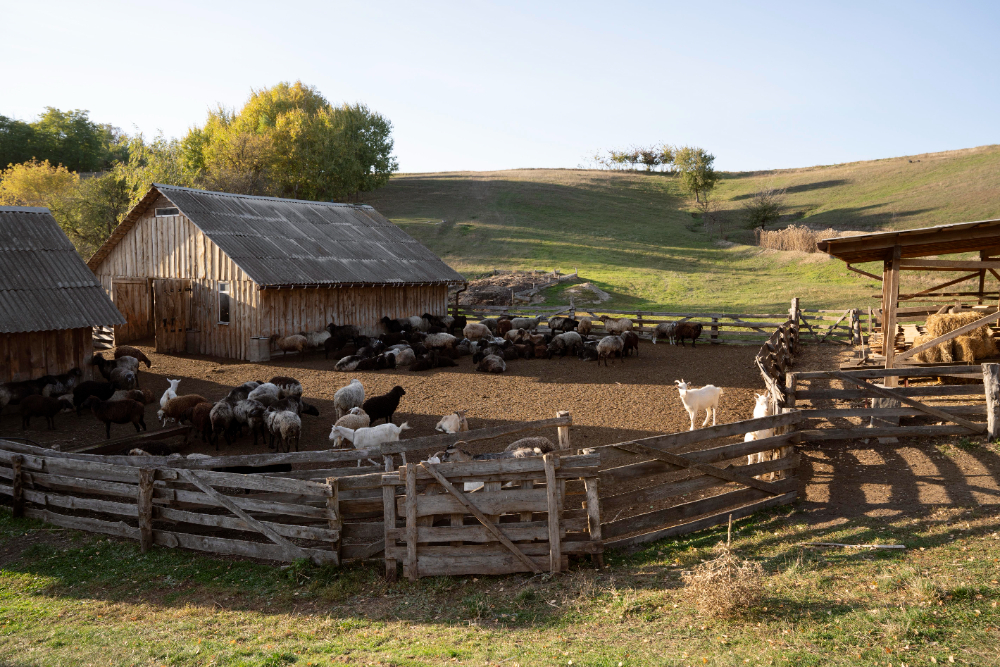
652,322,677,345
510,317,540,332
265,409,301,452
675,379,723,431
424,333,457,350
331,422,411,467
600,316,634,335
745,393,776,464
463,322,491,341
248,382,282,406
330,407,371,448
334,379,365,419
157,379,180,425
435,410,469,434
301,329,331,350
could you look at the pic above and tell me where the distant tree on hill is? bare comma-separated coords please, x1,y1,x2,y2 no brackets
674,146,718,203
591,143,675,172
0,108,121,172
741,184,786,229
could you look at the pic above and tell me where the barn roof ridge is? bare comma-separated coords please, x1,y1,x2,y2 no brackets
0,207,125,333
88,184,466,288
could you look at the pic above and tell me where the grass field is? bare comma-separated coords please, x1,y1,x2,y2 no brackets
365,145,1000,312
2,504,997,666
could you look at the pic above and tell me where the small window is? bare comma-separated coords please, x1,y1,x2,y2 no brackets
218,282,231,324
155,207,179,217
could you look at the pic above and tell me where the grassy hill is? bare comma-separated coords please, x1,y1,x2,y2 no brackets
364,145,1000,312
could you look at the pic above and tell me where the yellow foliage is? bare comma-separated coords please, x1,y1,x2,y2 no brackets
0,159,78,208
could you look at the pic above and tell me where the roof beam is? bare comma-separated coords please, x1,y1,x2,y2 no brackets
898,259,1000,270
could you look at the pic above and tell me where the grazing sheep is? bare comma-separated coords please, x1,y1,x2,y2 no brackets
209,400,236,448
247,382,283,407
547,331,584,358
73,381,115,413
20,394,72,429
330,407,371,449
265,409,302,452
674,322,703,347
675,379,723,431
300,330,331,351
330,422,411,465
270,396,320,417
233,399,267,447
159,395,209,425
511,316,540,332
652,322,677,345
577,317,593,336
476,354,506,373
267,376,303,398
548,316,580,333
158,379,181,424
435,410,469,434
82,396,147,439
92,352,142,386
463,322,491,341
190,402,216,447
600,316,633,335
745,393,776,463
114,346,152,368
363,385,406,425
505,436,554,453
424,333,458,350
334,379,365,419
596,335,624,365
110,388,154,404
36,368,83,397
621,331,640,357
224,381,261,404
269,333,308,356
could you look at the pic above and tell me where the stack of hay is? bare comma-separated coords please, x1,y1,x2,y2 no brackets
912,311,997,363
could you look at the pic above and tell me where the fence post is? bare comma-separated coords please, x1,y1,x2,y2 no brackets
984,363,1000,440
405,463,418,582
583,477,603,569
789,298,800,349
556,410,571,450
382,476,398,582
326,477,342,564
711,317,719,345
137,468,155,553
850,309,861,346
636,312,644,338
543,453,562,573
11,455,23,519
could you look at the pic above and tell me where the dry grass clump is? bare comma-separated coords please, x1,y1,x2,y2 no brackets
682,543,764,618
754,225,845,253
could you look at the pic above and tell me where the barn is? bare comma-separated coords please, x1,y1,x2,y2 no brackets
87,184,466,360
0,206,125,383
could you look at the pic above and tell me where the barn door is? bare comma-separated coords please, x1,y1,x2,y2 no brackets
112,280,152,344
153,279,191,354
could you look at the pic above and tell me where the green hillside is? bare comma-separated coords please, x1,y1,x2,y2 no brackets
364,145,1000,312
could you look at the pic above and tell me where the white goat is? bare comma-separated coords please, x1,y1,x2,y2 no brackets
330,421,411,467
435,410,469,434
157,379,181,426
674,379,723,431
744,393,775,463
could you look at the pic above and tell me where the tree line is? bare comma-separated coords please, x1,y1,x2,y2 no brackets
0,82,399,256
592,144,720,204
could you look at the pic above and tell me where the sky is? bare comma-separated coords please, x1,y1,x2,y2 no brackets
2,1,999,173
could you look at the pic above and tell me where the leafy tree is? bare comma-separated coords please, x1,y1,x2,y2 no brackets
112,132,191,209
181,82,398,201
674,146,719,203
0,159,78,207
0,108,120,172
741,184,786,229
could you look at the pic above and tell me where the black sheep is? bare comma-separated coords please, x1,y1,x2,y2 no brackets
363,385,406,425
82,396,147,439
450,315,468,336
20,394,71,429
621,331,640,356
72,381,115,414
675,322,703,347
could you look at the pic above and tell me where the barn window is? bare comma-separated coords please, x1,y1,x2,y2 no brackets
218,282,231,324
154,207,179,217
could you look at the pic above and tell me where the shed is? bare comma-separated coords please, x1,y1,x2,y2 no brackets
0,206,125,383
819,218,1000,377
87,184,466,360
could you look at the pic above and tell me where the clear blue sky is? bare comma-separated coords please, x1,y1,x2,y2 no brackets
3,1,998,173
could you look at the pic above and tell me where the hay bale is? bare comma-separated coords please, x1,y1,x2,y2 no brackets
925,311,987,338
918,312,998,362
681,545,764,618
912,333,945,363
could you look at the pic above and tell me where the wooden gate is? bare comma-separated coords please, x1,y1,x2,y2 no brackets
112,280,152,344
153,279,190,354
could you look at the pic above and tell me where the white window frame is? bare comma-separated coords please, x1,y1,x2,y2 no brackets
218,282,231,325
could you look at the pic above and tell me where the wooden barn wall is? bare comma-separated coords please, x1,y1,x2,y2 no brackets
0,327,94,384
261,285,450,339
92,195,258,360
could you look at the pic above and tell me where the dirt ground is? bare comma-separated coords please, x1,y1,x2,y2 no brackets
3,339,998,529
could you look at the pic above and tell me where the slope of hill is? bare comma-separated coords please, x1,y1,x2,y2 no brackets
363,145,1000,312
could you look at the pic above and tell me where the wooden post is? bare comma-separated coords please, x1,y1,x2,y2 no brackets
710,317,719,345
883,246,902,388
636,312,644,337
849,309,859,346
405,463,418,581
10,455,23,519
326,477,342,563
137,468,155,553
979,251,988,305
383,454,395,472
583,477,603,568
382,476,398,581
543,453,561,573
556,410,571,450
984,363,1000,440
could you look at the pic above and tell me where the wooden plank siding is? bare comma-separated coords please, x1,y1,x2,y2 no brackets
0,328,94,384
92,196,450,360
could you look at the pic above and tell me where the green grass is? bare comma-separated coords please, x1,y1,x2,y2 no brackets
364,145,1000,312
3,505,999,666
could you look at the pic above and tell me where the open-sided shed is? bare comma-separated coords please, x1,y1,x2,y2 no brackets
0,206,125,383
819,218,1000,378
87,185,466,360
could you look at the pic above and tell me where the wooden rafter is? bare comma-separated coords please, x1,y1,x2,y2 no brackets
846,264,883,281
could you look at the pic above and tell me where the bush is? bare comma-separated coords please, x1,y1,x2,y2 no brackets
681,544,764,618
741,185,786,228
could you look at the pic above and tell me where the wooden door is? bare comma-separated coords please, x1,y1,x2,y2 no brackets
153,279,191,354
112,280,153,344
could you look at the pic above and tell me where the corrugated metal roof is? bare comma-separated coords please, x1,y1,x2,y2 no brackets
0,207,126,333
89,184,466,287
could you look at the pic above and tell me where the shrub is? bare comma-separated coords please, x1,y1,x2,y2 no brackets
682,544,764,618
741,185,786,228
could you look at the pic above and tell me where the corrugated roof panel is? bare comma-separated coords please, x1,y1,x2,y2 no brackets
0,207,125,333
